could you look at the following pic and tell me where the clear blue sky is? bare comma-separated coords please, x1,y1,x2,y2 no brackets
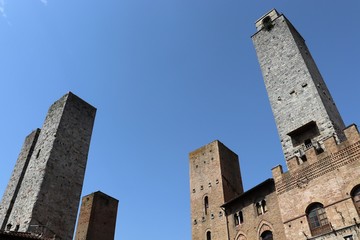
0,1,359,240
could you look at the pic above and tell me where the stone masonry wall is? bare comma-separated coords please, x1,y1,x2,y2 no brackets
3,92,96,240
0,129,40,230
252,10,345,162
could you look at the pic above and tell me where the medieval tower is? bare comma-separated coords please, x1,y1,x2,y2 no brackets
0,92,96,240
252,9,360,239
252,9,346,162
75,191,119,240
189,140,243,240
190,9,360,240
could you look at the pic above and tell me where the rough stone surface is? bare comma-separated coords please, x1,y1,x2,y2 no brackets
75,191,118,240
0,129,40,230
0,92,96,240
252,9,345,162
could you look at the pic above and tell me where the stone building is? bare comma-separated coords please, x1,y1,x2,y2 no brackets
189,9,360,240
75,191,119,240
0,92,97,240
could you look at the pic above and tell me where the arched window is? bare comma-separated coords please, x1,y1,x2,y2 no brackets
206,231,211,240
204,196,209,215
306,203,331,236
351,185,360,215
260,230,273,240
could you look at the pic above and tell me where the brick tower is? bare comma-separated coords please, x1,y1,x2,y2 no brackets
252,9,345,162
189,140,243,240
75,191,119,240
0,92,96,240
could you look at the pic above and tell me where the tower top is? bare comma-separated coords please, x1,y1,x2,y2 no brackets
255,9,280,31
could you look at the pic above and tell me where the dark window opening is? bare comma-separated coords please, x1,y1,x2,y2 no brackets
256,200,267,215
306,203,331,236
351,186,360,216
206,231,211,240
36,149,41,159
300,155,307,163
288,121,320,147
234,213,239,226
304,139,312,148
256,202,262,215
14,225,19,232
261,230,273,240
204,196,209,215
239,211,243,223
262,16,274,31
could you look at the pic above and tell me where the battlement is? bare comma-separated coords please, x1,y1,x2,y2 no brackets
272,124,360,194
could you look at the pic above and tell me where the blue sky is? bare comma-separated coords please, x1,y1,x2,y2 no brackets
0,1,359,240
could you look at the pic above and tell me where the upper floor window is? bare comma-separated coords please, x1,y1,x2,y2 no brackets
234,211,243,226
351,185,360,215
256,199,267,215
306,203,331,236
204,196,209,215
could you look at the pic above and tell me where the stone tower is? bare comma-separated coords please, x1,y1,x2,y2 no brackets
189,140,243,240
0,92,96,240
252,9,345,162
75,191,118,240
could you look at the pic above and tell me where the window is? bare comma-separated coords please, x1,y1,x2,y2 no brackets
234,211,243,226
260,230,273,240
262,16,273,31
204,196,209,215
306,203,331,236
234,213,239,226
206,231,211,240
351,185,360,215
344,235,353,240
256,200,267,215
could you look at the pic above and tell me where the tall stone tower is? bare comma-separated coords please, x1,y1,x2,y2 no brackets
0,92,96,240
189,140,243,240
252,9,345,162
75,191,119,240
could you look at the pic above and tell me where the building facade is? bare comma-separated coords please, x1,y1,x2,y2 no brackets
189,9,360,240
0,92,97,240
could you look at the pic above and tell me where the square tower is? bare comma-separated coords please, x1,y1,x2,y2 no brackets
75,191,119,240
189,140,243,240
0,92,96,240
252,9,345,162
